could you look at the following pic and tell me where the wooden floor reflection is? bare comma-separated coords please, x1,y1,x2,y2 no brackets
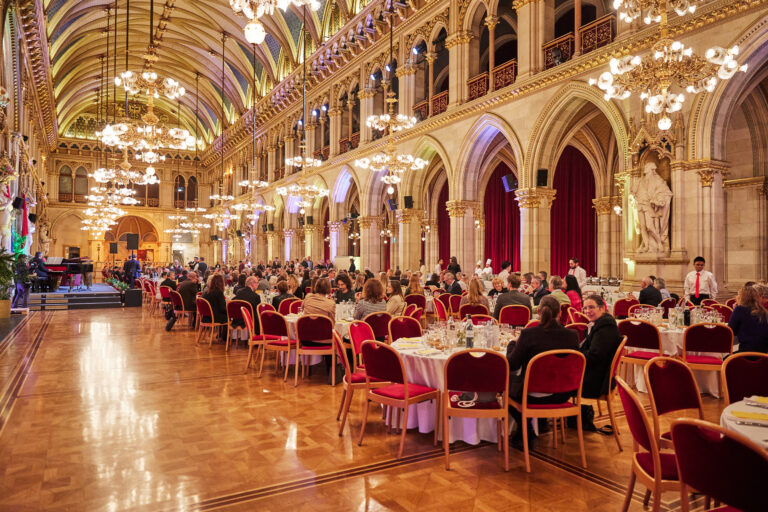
0,309,724,511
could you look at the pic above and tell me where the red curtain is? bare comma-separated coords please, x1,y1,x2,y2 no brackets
550,146,596,276
323,208,330,263
483,162,521,272
437,181,450,265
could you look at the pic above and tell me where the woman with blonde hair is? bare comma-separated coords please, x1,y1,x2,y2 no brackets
386,280,406,316
288,274,304,299
459,277,490,309
488,277,505,298
405,274,423,296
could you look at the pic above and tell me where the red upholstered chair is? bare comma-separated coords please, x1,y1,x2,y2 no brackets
524,320,540,328
583,336,628,451
701,298,718,306
458,303,489,317
364,312,392,343
725,298,736,309
258,310,297,380
670,419,768,512
388,316,422,343
615,377,679,512
682,324,733,394
241,306,281,372
659,298,676,318
159,285,172,303
449,295,463,319
498,305,531,327
404,294,427,310
148,282,162,315
257,303,275,315
614,297,640,319
443,349,510,471
408,307,423,322
226,299,252,351
708,303,733,323
468,314,496,325
349,320,375,371
509,350,587,472
722,352,768,405
278,298,297,316
558,302,571,324
618,319,663,383
565,322,587,344
169,290,193,327
433,298,449,321
403,304,417,317
568,307,589,324
628,303,655,319
437,293,451,315
295,315,336,387
289,300,303,314
195,297,227,347
644,357,704,449
357,341,439,459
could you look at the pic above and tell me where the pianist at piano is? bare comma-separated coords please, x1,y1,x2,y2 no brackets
33,254,94,292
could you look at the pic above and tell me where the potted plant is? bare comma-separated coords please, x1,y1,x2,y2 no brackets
0,248,15,318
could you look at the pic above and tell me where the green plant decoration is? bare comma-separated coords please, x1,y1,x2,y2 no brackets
11,230,26,256
0,248,15,300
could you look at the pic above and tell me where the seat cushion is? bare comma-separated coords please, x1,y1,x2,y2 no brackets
252,334,282,342
372,383,436,400
684,354,723,365
345,372,384,385
624,350,659,360
447,391,501,410
527,402,578,410
636,452,679,480
661,431,672,441
266,338,297,346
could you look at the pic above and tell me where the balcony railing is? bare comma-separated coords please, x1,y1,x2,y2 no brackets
74,194,87,203
412,100,429,120
186,200,198,208
313,149,322,161
579,14,615,54
350,132,360,149
134,197,146,207
431,90,449,116
321,146,330,160
339,137,349,154
543,33,574,70
174,200,185,209
493,59,517,90
467,72,489,101
147,198,160,207
58,193,72,202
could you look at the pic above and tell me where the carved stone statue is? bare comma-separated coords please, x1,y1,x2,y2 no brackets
630,162,673,253
38,220,51,256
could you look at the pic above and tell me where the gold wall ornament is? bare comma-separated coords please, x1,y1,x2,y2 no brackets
514,188,557,209
395,208,424,224
358,216,378,229
445,201,468,218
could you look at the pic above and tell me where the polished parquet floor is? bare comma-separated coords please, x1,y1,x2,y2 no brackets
0,309,725,511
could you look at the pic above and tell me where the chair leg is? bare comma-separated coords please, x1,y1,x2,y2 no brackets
294,352,300,387
433,396,439,447
496,420,502,451
522,414,531,473
443,405,450,470
225,325,231,351
258,347,267,377
643,489,652,507
503,415,509,471
650,489,661,512
621,472,636,512
245,345,253,372
606,395,622,452
576,410,587,468
284,350,292,381
552,418,558,448
398,405,409,459
330,351,336,387
338,388,355,436
561,417,566,443
357,393,370,446
337,388,347,421
596,399,603,417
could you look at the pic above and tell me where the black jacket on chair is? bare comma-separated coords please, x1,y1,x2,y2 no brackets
202,289,227,323
579,314,623,399
638,285,662,307
234,287,261,333
443,281,462,295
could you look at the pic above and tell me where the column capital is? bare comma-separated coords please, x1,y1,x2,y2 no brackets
283,228,295,238
358,88,376,99
358,215,379,229
669,159,730,187
284,134,296,142
328,220,343,233
445,31,473,49
484,15,500,30
512,0,538,9
592,195,621,215
266,145,276,152
328,108,343,117
396,63,417,77
445,200,481,218
514,187,556,209
395,208,424,224
425,52,437,64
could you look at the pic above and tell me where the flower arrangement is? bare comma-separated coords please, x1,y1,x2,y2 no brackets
106,277,129,292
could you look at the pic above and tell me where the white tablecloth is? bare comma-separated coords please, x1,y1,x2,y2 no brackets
720,401,768,450
391,341,509,445
282,314,352,366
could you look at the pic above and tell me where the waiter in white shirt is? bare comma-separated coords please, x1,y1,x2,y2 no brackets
497,261,511,289
683,256,718,305
434,258,443,277
567,257,587,288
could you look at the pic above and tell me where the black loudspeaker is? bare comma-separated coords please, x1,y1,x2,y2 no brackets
268,223,274,231
387,198,397,211
126,233,139,250
236,229,242,237
28,213,37,223
12,197,23,209
261,224,268,232
404,196,414,209
124,288,143,307
536,169,548,187
109,242,118,254
68,246,80,259
210,235,219,241
298,216,305,226
502,174,518,193
306,215,313,225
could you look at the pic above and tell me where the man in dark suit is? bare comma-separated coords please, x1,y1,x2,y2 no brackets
528,276,550,306
197,257,208,275
123,254,141,285
234,276,262,333
30,251,51,291
638,276,662,306
442,272,462,295
177,272,200,313
348,257,356,273
492,274,533,320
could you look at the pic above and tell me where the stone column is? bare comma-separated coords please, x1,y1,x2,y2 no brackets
396,208,424,273
284,135,296,168
266,232,276,262
424,220,438,273
514,0,553,78
283,229,295,262
329,221,342,262
573,0,582,56
696,161,729,288
426,52,436,117
397,64,416,116
592,196,621,277
305,122,317,158
358,88,375,143
266,145,276,183
328,108,342,157
445,31,472,108
445,200,481,273
485,16,499,91
359,215,381,272
515,188,556,273
474,215,485,265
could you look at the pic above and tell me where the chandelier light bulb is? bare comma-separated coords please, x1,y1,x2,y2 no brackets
244,20,266,44
387,185,394,195
658,116,673,131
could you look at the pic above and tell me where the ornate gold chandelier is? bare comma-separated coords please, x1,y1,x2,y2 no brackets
230,0,320,44
590,0,747,130
355,4,426,196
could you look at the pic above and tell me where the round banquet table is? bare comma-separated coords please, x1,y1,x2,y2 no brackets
720,401,768,450
390,340,510,445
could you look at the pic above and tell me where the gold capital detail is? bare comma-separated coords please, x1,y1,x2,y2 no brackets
396,208,424,224
512,0,537,9
358,216,378,229
484,16,499,30
445,200,480,218
515,188,556,209
592,196,619,215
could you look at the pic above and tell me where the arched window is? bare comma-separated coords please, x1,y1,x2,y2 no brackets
73,167,88,202
147,180,159,207
187,176,198,205
58,166,72,202
174,175,186,208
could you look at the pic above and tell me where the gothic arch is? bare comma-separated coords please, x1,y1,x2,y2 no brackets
400,134,453,202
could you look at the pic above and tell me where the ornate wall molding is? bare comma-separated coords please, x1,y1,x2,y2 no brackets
395,208,424,224
592,195,621,215
514,187,557,208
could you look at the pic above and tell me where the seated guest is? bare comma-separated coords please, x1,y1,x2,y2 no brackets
303,278,336,322
299,270,311,295
442,272,462,295
638,276,662,307
654,277,671,300
29,251,50,291
255,270,270,291
520,272,535,294
729,285,768,353
564,275,583,312
506,296,579,448
289,275,304,300
548,276,571,305
272,281,294,313
425,273,440,288
493,274,533,320
578,295,623,431
202,274,228,327
160,271,177,291
457,273,470,292
334,273,356,303
386,280,406,316
404,274,423,297
233,273,247,296
529,276,550,306
177,271,200,313
353,278,387,320
488,277,505,297
353,273,366,294
177,270,189,283
234,276,262,332
459,277,490,310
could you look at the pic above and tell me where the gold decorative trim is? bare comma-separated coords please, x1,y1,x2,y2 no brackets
515,188,557,208
723,176,768,189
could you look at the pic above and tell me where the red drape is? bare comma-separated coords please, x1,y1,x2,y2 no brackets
483,162,521,272
437,181,450,265
550,146,596,276
323,208,330,263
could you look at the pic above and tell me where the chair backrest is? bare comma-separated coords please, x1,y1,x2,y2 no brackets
227,300,252,323
170,290,184,310
564,322,587,343
289,300,303,314
628,303,656,318
388,316,422,342
458,303,489,317
445,350,509,396
404,294,427,309
558,302,571,324
671,419,768,512
196,297,213,318
332,331,352,378
278,298,296,316
409,307,423,321
614,297,639,318
470,314,496,325
524,319,540,328
159,285,172,299
524,350,585,398
710,303,733,323
433,298,449,321
609,336,628,383
616,377,658,460
645,357,703,440
683,323,733,355
659,297,676,318
701,298,718,306
241,306,255,337
296,314,334,344
498,305,531,326
305,287,311,294
568,307,589,324
449,295,463,314
360,341,405,385
437,293,451,312
722,352,768,404
257,303,275,315
260,310,289,338
618,319,662,353
725,298,736,309
403,304,417,317
349,320,375,360
364,312,392,341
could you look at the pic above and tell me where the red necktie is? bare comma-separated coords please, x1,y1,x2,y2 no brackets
695,272,700,298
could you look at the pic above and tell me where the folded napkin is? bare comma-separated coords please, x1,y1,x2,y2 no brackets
748,396,768,404
398,337,422,343
416,348,441,356
394,342,422,349
731,410,768,421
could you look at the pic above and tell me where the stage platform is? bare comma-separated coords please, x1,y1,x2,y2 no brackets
29,283,123,311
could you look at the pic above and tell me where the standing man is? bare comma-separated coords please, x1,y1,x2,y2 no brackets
434,258,443,278
684,256,718,305
497,261,512,287
348,257,356,273
123,254,141,285
197,257,208,276
567,257,587,288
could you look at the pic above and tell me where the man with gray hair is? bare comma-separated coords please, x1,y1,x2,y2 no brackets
442,272,462,295
654,277,671,300
638,275,662,306
234,276,262,333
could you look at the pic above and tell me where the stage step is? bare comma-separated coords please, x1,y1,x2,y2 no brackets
29,290,123,311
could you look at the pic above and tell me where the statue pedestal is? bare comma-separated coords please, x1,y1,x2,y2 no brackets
623,250,689,293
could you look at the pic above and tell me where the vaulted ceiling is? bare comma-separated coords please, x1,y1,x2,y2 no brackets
46,0,359,144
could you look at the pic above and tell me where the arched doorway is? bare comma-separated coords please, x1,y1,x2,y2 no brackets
484,162,521,271
104,216,160,264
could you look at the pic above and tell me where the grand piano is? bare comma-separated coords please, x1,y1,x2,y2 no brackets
44,257,94,291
